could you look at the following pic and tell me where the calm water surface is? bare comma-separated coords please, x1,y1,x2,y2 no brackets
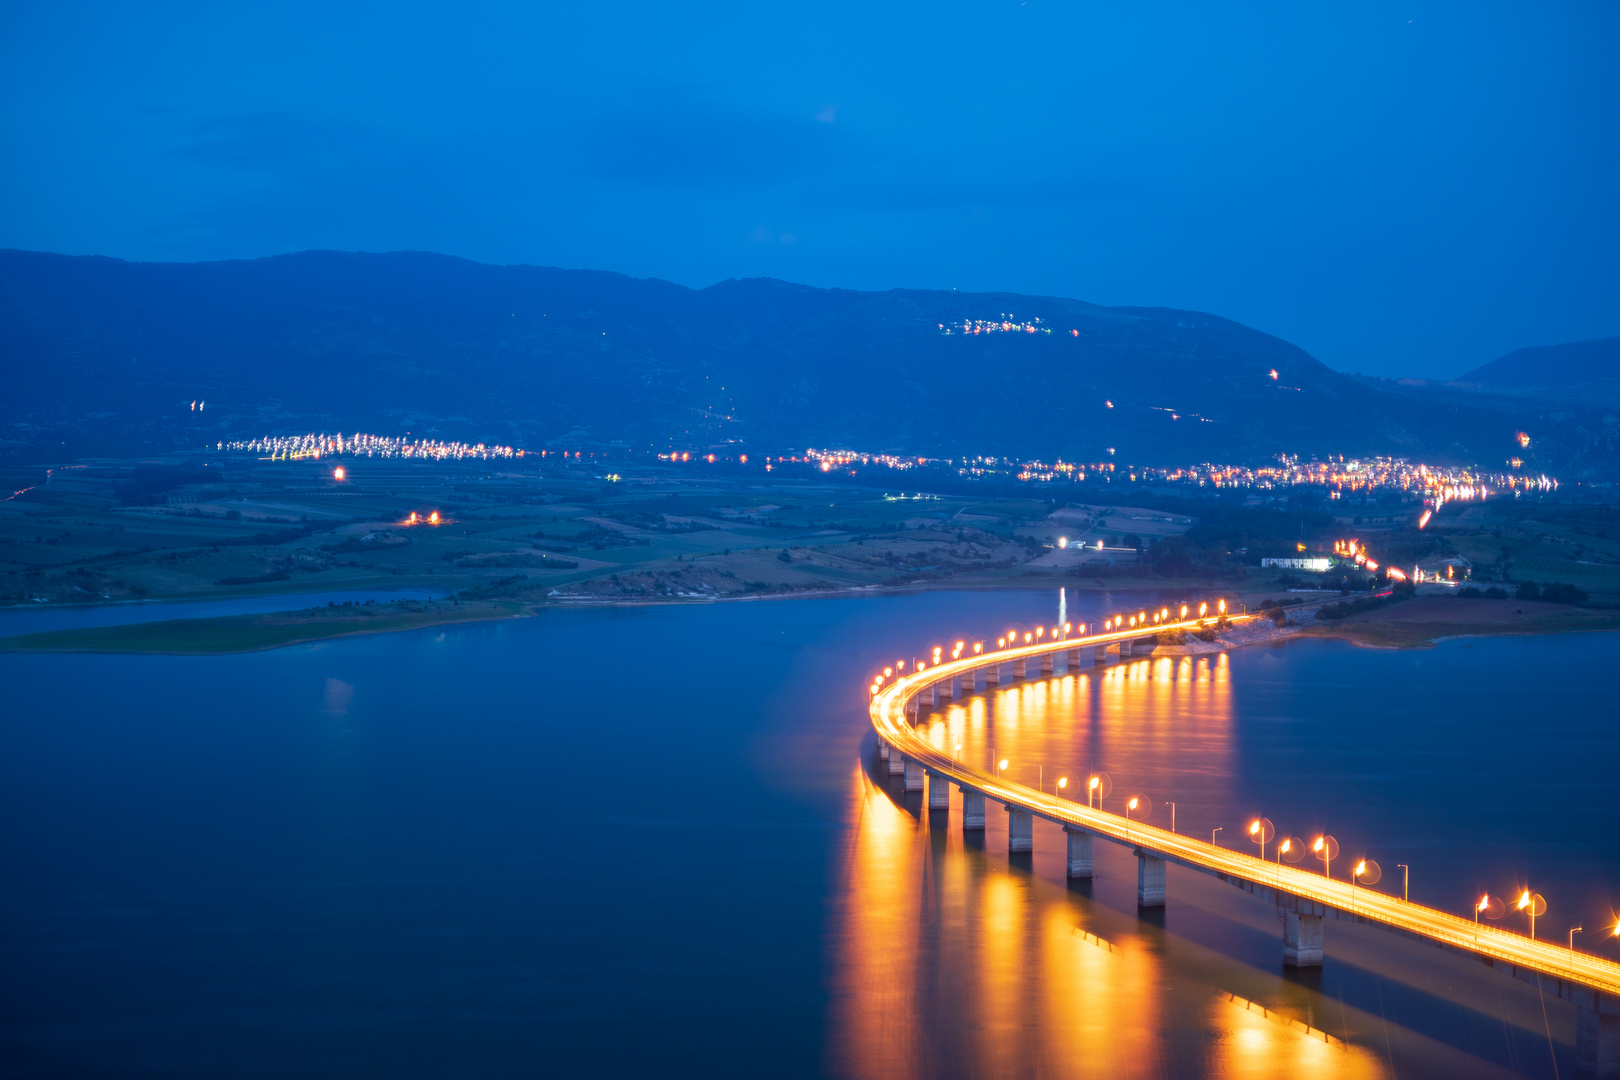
1,589,1615,1078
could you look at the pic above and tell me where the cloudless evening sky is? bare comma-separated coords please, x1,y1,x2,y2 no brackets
1,1,1616,377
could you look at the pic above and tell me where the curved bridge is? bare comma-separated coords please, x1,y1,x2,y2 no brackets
869,615,1620,1068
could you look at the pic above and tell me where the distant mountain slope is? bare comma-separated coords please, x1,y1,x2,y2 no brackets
0,248,1534,468
1461,337,1620,390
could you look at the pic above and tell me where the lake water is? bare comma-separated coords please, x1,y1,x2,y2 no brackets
1,588,1615,1078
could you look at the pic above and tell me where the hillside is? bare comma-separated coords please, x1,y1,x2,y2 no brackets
1461,337,1620,395
0,249,1535,467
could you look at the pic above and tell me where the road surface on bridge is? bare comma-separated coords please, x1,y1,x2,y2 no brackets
869,615,1620,1002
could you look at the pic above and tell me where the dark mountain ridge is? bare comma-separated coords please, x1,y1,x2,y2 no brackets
0,248,1571,472
1462,336,1620,389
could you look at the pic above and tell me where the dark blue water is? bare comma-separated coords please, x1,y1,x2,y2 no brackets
0,588,446,637
1,589,1615,1078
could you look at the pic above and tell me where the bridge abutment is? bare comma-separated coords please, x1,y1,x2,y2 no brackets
961,787,986,830
1007,806,1033,852
1282,911,1324,967
1137,853,1166,907
1065,828,1094,878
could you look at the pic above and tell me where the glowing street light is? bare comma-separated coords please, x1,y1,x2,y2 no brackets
1352,858,1381,906
1312,834,1340,879
1248,817,1274,861
1475,893,1505,939
1057,776,1068,792
1518,889,1547,940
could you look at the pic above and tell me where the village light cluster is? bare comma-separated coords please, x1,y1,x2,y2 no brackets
938,314,1058,336
789,448,1557,503
222,432,519,460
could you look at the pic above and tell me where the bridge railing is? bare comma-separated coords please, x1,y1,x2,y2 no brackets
869,620,1620,1001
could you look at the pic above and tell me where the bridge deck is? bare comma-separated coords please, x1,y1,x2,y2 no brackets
870,617,1620,1006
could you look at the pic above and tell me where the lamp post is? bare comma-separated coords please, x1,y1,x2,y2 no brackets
1571,926,1583,974
1312,835,1339,879
1248,818,1274,862
1517,889,1546,940
1212,826,1222,846
1168,801,1176,834
1397,864,1409,902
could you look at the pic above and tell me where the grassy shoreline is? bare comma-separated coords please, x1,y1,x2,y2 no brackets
0,599,527,655
1299,608,1620,649
6,579,1618,655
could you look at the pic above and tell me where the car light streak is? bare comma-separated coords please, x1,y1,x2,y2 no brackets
869,618,1620,997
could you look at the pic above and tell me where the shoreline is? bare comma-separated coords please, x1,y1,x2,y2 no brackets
4,580,1615,656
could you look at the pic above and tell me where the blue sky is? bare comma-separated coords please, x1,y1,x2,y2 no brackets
2,1,1616,377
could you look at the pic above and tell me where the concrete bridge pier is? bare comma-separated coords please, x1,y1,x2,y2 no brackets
961,787,986,830
1137,852,1167,907
1039,653,1054,677
1012,657,1026,680
1066,648,1082,672
986,663,1001,687
928,684,939,708
1007,806,1033,852
939,678,953,702
1095,644,1109,665
1282,911,1324,967
1577,1007,1620,1078
903,756,925,792
1064,828,1094,879
887,744,906,775
879,739,889,761
927,770,951,810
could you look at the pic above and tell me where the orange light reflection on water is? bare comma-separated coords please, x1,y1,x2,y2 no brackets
828,653,1393,1078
